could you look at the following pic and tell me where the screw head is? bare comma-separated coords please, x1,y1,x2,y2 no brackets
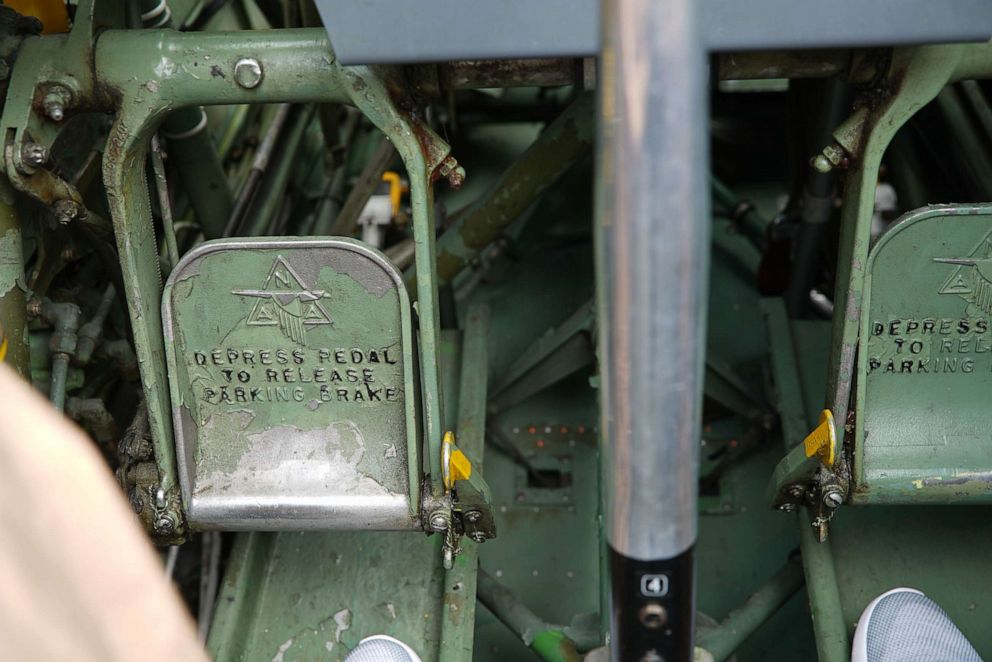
234,58,263,89
778,503,796,512
787,484,805,499
465,510,482,523
822,489,844,509
470,531,487,543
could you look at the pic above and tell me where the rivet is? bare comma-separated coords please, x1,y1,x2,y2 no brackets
234,58,263,89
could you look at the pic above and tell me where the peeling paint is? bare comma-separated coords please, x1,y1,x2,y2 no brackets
333,608,351,643
271,638,293,662
0,229,24,297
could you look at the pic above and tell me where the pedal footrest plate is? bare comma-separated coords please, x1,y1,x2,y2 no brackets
163,238,420,529
856,205,992,503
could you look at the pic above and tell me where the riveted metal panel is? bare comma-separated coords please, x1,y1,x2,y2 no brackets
856,205,992,503
163,238,420,529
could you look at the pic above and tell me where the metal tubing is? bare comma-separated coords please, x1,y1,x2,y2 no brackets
140,0,232,240
785,80,846,318
711,177,767,249
162,106,233,240
697,558,805,662
415,92,594,289
476,568,582,662
95,29,350,110
243,105,316,236
598,0,709,658
150,136,180,268
763,299,850,661
224,103,292,236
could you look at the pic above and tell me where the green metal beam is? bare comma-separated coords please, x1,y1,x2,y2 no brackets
410,92,594,291
697,558,805,662
439,304,490,662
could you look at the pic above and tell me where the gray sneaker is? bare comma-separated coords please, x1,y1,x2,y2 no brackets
343,635,423,662
852,588,983,662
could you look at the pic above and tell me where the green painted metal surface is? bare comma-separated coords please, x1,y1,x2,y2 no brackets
208,530,447,661
208,332,474,661
856,204,992,503
163,237,419,529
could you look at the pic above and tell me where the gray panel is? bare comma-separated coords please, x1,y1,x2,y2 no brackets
702,0,992,51
317,0,992,65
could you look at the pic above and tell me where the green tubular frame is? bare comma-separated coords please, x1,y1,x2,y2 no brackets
0,16,459,520
96,29,455,506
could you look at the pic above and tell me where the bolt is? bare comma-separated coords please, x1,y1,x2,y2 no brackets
53,199,81,225
822,488,844,509
812,154,833,174
234,58,263,89
429,510,449,532
778,503,796,512
787,484,805,499
20,141,48,168
812,142,848,174
465,510,482,523
45,101,63,121
470,531,486,543
42,84,72,122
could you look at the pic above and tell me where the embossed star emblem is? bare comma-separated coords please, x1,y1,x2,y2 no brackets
233,255,331,344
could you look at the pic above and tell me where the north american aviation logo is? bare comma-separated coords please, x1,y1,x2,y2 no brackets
233,256,332,344
934,236,992,316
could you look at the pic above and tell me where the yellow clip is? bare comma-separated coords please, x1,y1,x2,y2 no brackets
382,171,403,217
803,409,837,468
442,431,472,491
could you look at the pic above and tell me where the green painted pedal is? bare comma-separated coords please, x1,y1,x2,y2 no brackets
855,204,992,503
163,238,421,529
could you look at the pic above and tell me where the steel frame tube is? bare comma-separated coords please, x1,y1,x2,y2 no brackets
417,92,594,289
697,558,805,661
597,0,709,659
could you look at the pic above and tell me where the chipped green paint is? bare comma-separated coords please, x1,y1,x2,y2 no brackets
163,238,420,529
0,228,22,299
0,179,28,376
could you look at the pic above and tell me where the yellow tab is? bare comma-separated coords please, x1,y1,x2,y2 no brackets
442,430,473,490
382,171,402,216
449,449,472,484
803,409,837,467
0,336,7,363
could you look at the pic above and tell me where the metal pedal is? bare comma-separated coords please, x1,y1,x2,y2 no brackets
855,204,992,503
163,238,420,529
